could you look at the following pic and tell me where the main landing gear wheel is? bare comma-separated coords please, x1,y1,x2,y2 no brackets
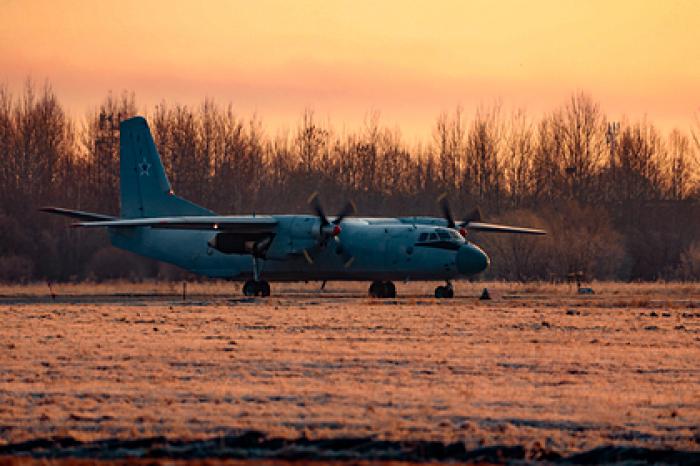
243,280,271,297
369,281,396,298
434,284,454,299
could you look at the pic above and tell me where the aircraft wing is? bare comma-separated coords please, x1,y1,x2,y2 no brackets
72,215,278,232
467,222,546,235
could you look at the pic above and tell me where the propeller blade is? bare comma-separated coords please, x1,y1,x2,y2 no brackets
334,241,355,268
307,192,329,226
437,193,456,229
302,249,314,264
333,201,356,225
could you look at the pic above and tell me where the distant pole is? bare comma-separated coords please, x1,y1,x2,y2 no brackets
47,280,56,302
182,282,187,301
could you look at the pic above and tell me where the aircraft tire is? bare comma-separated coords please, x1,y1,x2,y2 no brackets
243,280,258,297
369,281,383,298
259,280,271,297
243,280,271,297
435,285,454,299
369,281,396,298
384,281,397,298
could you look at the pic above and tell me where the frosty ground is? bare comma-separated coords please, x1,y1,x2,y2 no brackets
1,281,699,460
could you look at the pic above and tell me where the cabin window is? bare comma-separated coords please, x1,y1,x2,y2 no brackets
429,233,438,241
418,233,428,241
437,231,450,240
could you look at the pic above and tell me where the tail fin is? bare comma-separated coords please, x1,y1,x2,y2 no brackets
119,116,213,218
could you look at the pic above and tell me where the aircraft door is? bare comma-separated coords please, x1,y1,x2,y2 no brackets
386,226,416,270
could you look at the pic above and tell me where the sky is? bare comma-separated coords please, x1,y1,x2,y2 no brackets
1,0,699,140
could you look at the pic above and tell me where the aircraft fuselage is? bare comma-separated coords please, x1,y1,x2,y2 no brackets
110,215,489,282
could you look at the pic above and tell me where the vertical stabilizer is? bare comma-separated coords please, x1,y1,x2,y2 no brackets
119,117,213,218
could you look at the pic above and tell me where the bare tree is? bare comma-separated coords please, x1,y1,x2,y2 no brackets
503,109,534,207
433,107,465,191
666,129,695,200
463,103,504,211
82,91,137,213
1,80,699,282
614,119,664,202
559,92,606,201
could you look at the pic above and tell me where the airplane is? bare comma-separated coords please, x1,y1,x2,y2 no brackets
42,116,545,299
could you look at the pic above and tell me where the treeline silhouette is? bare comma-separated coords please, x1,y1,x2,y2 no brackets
1,81,699,283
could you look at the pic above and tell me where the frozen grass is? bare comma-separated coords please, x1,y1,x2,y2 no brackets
0,282,699,456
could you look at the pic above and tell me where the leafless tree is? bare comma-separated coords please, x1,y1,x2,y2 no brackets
0,81,699,282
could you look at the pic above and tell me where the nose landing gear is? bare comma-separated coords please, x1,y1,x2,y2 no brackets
369,281,396,298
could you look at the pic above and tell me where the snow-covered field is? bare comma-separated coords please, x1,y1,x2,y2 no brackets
1,281,699,461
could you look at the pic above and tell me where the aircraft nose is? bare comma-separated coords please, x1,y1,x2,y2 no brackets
456,243,490,275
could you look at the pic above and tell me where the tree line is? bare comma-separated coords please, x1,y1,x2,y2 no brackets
0,81,699,282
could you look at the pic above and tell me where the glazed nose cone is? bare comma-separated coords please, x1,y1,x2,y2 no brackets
457,243,490,275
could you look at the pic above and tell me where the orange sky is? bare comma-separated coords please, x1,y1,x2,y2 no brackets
1,0,699,140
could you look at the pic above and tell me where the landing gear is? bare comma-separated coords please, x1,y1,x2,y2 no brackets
243,280,270,297
242,256,270,297
369,281,396,298
434,282,454,299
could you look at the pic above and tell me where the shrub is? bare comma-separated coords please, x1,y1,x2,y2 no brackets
0,255,34,283
85,247,150,282
478,202,626,281
679,241,700,280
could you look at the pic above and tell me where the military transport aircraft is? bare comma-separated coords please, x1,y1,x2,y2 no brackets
42,116,545,298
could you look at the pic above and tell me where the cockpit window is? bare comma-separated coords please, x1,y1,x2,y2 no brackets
416,228,464,245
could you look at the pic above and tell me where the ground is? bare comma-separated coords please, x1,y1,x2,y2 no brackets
0,281,699,462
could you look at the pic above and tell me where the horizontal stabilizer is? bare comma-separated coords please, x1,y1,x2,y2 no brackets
40,206,115,222
467,222,546,235
72,215,278,233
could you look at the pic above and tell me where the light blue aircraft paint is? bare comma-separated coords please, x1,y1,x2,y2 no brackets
42,116,545,298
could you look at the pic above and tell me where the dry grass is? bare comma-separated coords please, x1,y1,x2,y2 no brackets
0,282,699,456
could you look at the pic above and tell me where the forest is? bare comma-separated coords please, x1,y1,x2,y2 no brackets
0,81,699,283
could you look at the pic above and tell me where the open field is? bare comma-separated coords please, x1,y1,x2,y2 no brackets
1,281,699,463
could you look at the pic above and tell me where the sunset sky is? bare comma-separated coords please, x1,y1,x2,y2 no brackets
2,0,699,139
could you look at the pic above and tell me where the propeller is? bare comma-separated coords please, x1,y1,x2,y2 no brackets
304,193,357,266
437,194,546,236
437,193,478,237
308,192,355,241
437,193,456,229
